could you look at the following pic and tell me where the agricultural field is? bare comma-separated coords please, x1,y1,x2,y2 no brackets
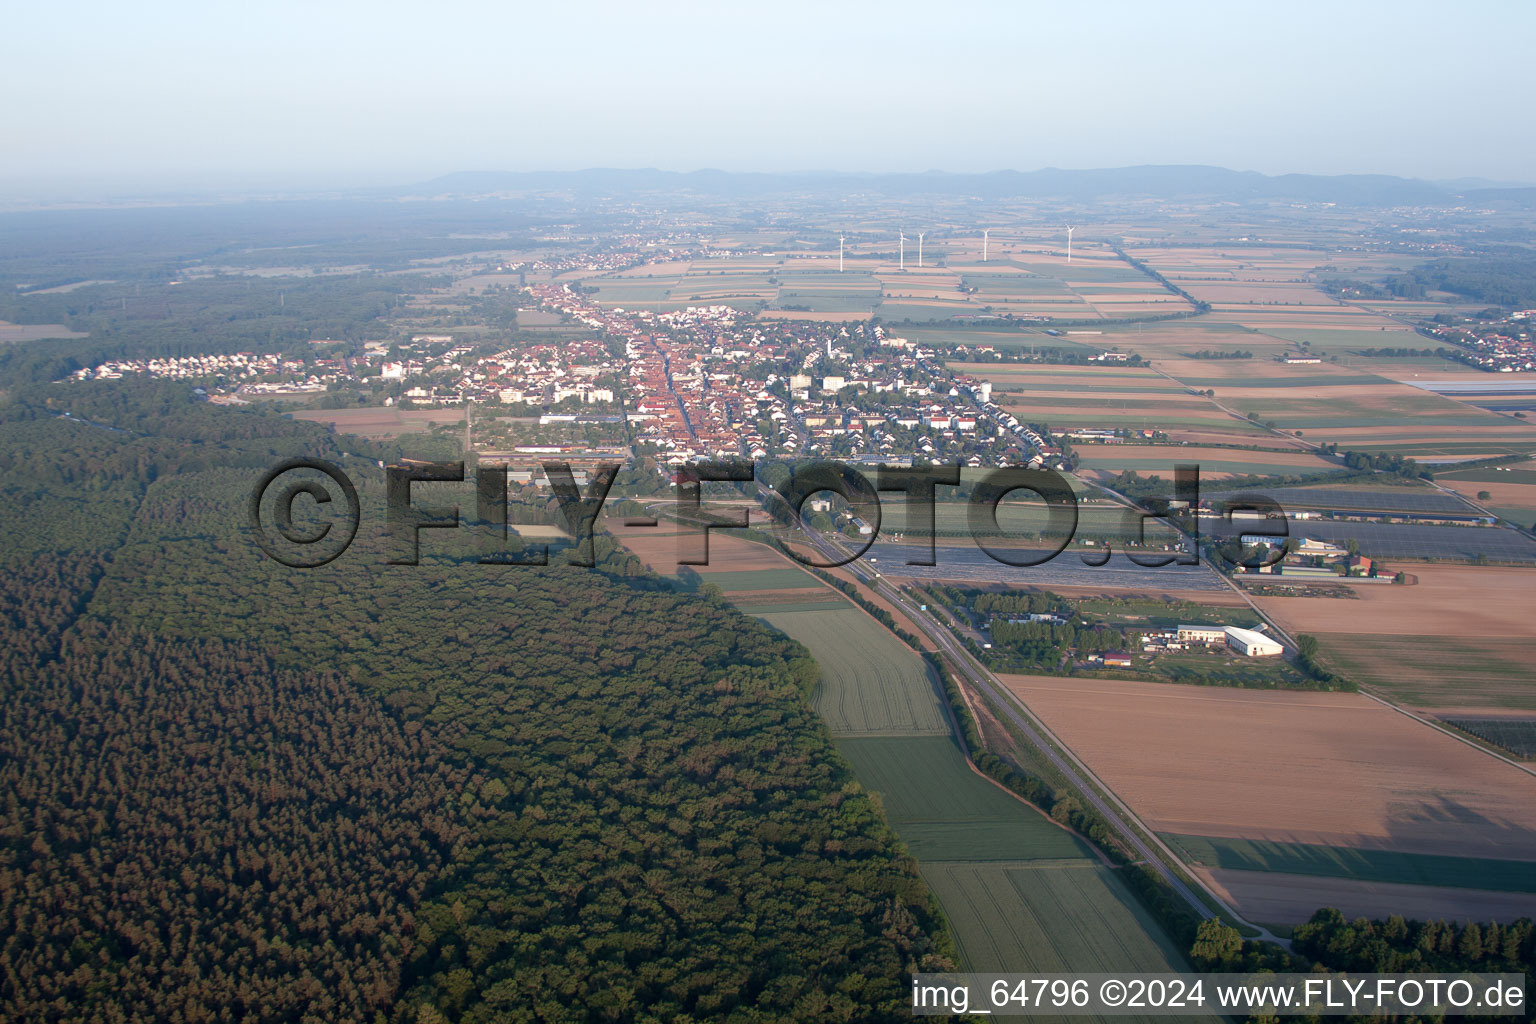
1435,459,1536,528
1164,834,1536,893
950,362,1175,392
970,364,1263,441
1002,677,1536,862
1311,634,1536,711
1002,396,1254,436
1199,871,1536,928
1077,321,1298,361
755,610,951,737
1258,328,1427,352
650,526,1194,978
909,325,1100,352
1124,246,1398,319
0,322,88,342
921,862,1192,981
683,568,820,591
1253,563,1533,639
1164,371,1536,457
1073,444,1338,480
1005,675,1536,924
568,244,1193,324
289,406,465,438
834,736,1091,860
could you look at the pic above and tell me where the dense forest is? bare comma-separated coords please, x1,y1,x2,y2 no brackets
0,274,449,386
1294,908,1534,976
0,381,952,1022
1381,254,1536,307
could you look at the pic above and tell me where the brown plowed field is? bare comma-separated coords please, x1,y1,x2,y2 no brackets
1254,565,1533,638
1001,676,1536,860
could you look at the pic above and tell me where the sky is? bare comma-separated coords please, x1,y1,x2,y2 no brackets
4,0,1533,197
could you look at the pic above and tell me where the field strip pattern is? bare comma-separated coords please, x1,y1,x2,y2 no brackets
754,609,951,736
650,547,1195,975
1314,632,1536,711
1164,833,1536,893
743,585,1189,975
920,863,1196,1021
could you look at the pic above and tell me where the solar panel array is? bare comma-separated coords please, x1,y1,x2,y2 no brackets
861,542,1229,590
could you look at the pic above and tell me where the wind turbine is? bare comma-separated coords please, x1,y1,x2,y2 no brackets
917,232,925,268
1066,226,1075,264
982,229,989,262
839,234,845,273
899,232,906,271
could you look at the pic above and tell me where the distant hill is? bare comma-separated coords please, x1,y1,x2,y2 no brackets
1462,186,1536,205
411,165,1456,206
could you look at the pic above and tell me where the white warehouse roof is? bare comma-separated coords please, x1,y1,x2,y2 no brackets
1224,626,1284,655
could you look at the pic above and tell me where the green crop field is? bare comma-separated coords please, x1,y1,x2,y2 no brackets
773,291,880,312
921,862,1192,980
989,382,1190,395
729,598,850,613
1314,632,1536,710
962,274,1073,296
1260,328,1426,349
588,279,679,302
1024,262,1150,284
1074,454,1335,478
1002,409,1253,432
1164,834,1536,893
1343,441,1536,455
754,609,951,736
835,736,1092,861
750,601,1188,983
902,327,1097,351
1436,468,1536,486
1489,507,1536,529
1171,374,1387,390
695,569,822,591
876,302,989,322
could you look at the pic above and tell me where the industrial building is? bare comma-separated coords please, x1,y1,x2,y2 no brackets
1224,626,1284,657
1177,625,1227,645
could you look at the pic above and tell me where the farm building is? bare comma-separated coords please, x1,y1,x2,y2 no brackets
1103,652,1134,668
1224,626,1284,657
1177,625,1227,645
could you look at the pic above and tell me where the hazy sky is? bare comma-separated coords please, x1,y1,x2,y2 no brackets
5,0,1532,196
